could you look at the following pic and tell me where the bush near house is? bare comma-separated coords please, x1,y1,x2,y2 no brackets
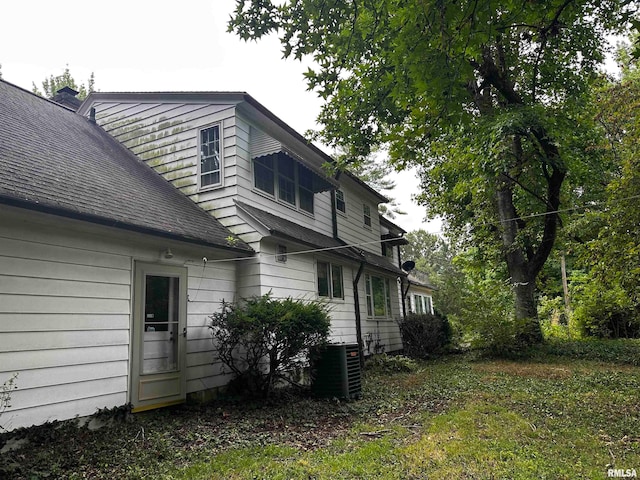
397,312,452,358
209,294,331,398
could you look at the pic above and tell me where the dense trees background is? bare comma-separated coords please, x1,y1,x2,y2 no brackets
32,66,95,100
230,0,637,346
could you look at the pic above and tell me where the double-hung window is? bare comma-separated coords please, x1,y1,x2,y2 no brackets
336,190,346,214
365,274,392,318
199,125,222,188
254,154,314,214
413,294,433,314
363,204,372,227
317,261,344,299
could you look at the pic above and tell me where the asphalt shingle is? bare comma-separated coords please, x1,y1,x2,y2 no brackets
235,201,404,276
0,80,252,254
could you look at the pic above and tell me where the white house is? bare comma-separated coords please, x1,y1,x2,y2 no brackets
0,80,253,430
77,91,408,357
0,82,410,431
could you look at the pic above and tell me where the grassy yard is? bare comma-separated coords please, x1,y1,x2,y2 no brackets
2,340,640,479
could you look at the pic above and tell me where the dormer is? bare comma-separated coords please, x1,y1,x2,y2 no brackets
250,129,335,215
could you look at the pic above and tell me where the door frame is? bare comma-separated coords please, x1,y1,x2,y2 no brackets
131,261,188,412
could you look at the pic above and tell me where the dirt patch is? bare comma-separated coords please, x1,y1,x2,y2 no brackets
472,361,573,380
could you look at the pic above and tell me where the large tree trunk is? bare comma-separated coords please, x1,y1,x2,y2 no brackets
496,181,543,344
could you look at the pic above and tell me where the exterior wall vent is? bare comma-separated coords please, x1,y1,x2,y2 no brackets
311,343,362,399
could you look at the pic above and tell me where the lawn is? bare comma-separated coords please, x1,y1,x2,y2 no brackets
2,340,640,479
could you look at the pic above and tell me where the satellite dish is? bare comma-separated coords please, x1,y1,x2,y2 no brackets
401,260,415,272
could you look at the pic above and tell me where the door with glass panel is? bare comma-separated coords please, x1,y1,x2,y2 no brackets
131,262,187,412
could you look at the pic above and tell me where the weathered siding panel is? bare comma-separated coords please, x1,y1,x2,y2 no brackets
336,180,384,256
0,209,239,431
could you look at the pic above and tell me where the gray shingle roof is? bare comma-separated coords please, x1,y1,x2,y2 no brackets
235,201,404,276
0,80,252,254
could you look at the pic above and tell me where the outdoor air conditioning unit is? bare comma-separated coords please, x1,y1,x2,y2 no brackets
311,343,362,399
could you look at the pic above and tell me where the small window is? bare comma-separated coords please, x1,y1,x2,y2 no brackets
276,245,287,263
363,204,372,227
200,125,221,188
317,261,344,299
413,294,432,314
336,190,346,214
381,243,394,258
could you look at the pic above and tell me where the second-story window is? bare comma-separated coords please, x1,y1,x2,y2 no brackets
336,189,346,214
363,204,372,227
254,154,314,214
199,125,221,188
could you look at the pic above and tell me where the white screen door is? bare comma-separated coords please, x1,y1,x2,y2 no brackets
131,262,187,412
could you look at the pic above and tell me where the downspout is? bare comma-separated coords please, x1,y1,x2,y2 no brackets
330,190,339,239
353,260,366,370
397,244,407,321
330,170,342,240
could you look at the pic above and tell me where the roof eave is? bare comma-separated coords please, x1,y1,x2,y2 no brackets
0,197,254,256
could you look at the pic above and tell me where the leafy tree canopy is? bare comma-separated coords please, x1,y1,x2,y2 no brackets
32,66,95,100
230,0,636,342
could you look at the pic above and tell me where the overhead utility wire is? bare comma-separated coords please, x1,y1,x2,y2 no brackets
187,193,640,266
499,193,640,224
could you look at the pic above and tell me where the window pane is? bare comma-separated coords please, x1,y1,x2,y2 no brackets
317,262,330,297
372,276,386,316
254,157,275,195
299,187,314,213
201,172,220,187
331,264,343,299
279,177,296,204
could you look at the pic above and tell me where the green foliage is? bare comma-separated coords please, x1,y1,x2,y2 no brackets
572,281,640,339
0,373,17,430
534,338,640,365
564,53,640,339
4,345,640,478
230,0,636,334
364,353,418,374
397,313,451,359
209,294,331,397
32,66,95,100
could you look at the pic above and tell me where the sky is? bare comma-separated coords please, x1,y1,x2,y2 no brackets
1,0,441,234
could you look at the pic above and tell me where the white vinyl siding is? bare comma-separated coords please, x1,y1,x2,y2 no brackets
84,99,335,246
0,208,238,431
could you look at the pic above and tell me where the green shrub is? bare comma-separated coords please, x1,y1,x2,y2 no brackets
572,282,640,338
209,294,331,398
365,353,418,373
397,312,451,358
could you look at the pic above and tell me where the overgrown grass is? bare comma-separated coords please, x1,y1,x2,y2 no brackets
2,340,640,479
